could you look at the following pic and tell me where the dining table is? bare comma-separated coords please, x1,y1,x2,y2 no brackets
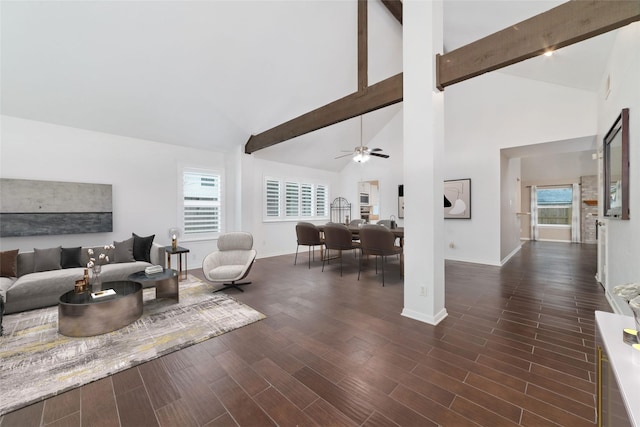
316,224,404,274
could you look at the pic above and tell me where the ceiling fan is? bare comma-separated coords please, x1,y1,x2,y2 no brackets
334,116,389,163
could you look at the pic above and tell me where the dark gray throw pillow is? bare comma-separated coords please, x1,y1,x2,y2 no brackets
61,247,83,269
33,247,62,272
113,238,135,263
132,233,155,263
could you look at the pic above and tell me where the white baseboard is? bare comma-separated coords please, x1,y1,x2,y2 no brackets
445,255,501,267
401,307,448,325
500,243,522,266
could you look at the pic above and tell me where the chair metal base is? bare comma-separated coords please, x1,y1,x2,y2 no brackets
213,281,252,293
295,245,319,269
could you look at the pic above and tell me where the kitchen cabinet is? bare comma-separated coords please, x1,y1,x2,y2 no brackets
595,311,638,426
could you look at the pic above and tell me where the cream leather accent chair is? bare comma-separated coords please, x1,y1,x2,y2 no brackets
202,232,257,293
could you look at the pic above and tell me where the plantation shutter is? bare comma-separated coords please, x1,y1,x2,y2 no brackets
265,179,281,217
285,182,300,217
183,171,221,234
316,185,327,217
301,184,313,217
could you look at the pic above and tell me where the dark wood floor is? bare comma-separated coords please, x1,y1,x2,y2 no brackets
1,241,611,427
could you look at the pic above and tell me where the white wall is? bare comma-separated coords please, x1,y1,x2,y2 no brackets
521,150,597,181
0,115,235,269
338,109,404,224
500,155,522,262
598,22,640,293
444,72,598,265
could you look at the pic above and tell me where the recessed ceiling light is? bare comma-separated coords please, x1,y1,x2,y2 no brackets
543,50,554,57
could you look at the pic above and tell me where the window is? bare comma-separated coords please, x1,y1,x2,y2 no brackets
285,182,300,217
264,177,328,221
301,184,313,217
265,179,281,218
316,185,327,217
183,169,222,236
536,186,572,225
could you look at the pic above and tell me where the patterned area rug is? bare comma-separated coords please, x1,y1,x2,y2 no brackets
0,275,265,416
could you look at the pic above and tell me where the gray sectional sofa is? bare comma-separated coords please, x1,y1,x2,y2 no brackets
1,242,165,314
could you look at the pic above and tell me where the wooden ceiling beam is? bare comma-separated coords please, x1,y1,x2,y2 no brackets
437,0,640,90
381,0,402,24
358,0,368,91
244,73,403,154
246,0,403,154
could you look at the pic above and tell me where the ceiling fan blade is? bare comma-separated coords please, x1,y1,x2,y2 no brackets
369,148,383,152
334,153,354,159
370,152,389,159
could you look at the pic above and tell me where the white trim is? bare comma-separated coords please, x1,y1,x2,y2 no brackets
500,243,522,266
445,255,501,267
401,307,448,326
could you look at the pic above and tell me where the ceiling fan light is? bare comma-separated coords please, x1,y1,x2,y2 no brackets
353,152,370,163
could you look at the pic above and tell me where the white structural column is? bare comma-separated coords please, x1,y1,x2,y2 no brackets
401,0,447,325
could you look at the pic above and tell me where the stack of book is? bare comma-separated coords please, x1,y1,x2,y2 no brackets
91,289,116,299
145,265,163,275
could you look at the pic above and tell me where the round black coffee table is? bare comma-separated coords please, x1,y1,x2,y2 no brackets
58,280,142,337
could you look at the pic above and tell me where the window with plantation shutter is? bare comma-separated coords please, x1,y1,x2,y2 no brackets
265,178,281,217
263,176,329,222
301,184,313,217
316,185,327,217
182,169,222,236
285,182,300,217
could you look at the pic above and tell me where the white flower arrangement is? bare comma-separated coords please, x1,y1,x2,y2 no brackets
87,245,115,268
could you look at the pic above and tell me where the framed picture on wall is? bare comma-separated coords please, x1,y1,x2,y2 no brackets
444,178,471,219
398,185,404,218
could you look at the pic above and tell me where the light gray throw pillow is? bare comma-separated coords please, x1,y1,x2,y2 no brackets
113,238,135,263
33,247,62,272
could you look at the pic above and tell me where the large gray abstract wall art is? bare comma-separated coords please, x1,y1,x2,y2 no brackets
0,178,113,237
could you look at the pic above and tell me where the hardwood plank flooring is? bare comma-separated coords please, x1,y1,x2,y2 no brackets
0,241,611,426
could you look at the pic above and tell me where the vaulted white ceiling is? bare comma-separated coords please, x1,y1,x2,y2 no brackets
1,1,617,172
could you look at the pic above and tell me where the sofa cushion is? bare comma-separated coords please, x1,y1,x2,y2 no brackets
113,238,135,263
1,249,19,277
132,233,155,263
207,265,246,281
61,247,83,269
33,247,62,272
3,268,84,314
0,276,15,300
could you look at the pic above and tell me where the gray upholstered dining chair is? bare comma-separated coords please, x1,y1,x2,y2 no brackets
322,223,359,276
295,222,324,268
376,219,392,228
349,219,365,226
358,224,402,286
202,232,257,293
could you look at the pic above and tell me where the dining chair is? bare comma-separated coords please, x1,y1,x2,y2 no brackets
358,224,402,286
295,222,324,268
322,223,359,276
377,219,400,248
